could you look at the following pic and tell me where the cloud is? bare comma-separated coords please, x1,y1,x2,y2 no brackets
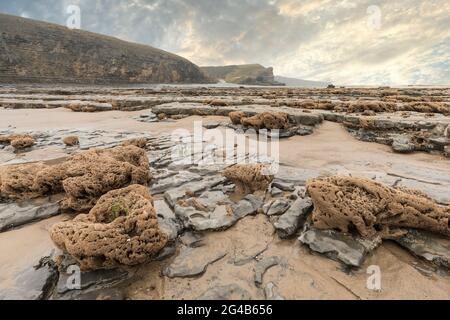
1,0,449,85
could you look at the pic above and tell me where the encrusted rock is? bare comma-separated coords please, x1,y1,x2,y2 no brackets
0,134,35,151
223,164,273,194
229,111,246,125
63,136,79,147
0,145,150,212
239,112,290,130
50,185,167,270
121,138,148,148
307,176,450,239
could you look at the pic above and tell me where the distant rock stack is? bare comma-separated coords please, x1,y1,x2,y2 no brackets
201,64,285,86
0,13,209,84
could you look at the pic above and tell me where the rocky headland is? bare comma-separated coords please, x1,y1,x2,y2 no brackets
0,13,208,84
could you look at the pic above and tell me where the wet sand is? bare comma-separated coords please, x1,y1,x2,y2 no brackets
0,109,449,300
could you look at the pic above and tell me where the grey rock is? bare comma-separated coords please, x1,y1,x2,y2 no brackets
180,231,205,248
266,199,291,216
299,227,381,267
151,171,202,194
154,200,182,241
153,242,177,261
163,246,226,278
270,187,283,196
254,256,286,287
197,284,252,300
395,229,450,269
0,197,61,232
234,194,263,216
177,194,260,231
273,197,313,238
392,135,415,153
164,176,226,208
296,125,314,136
0,255,58,300
232,244,268,266
55,265,130,299
196,190,231,211
203,121,221,129
272,181,295,192
264,282,285,300
274,166,321,186
444,145,450,158
396,178,450,205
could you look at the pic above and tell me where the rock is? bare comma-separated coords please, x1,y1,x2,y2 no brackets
395,229,450,269
392,135,415,153
154,200,182,241
299,227,381,267
180,231,204,248
0,196,61,232
152,242,177,261
223,164,274,194
203,121,221,129
266,199,291,216
0,255,58,300
63,136,79,147
163,246,226,278
195,190,231,211
0,14,209,84
264,282,285,300
232,194,264,218
396,178,450,205
150,171,202,194
273,197,313,238
178,205,233,231
444,145,450,158
254,256,286,287
0,145,151,213
307,176,450,239
197,284,252,300
50,185,168,270
175,195,261,231
164,176,226,208
270,186,283,196
272,181,295,192
136,112,158,123
55,258,130,299
274,166,321,186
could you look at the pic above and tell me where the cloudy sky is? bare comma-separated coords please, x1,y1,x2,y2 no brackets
1,0,449,85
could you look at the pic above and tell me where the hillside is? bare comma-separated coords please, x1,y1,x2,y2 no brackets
200,64,284,86
0,13,208,84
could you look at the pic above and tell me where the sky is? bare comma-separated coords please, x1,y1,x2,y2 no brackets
1,0,449,85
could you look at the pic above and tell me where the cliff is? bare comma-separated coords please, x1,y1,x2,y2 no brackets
200,64,285,86
0,13,208,84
